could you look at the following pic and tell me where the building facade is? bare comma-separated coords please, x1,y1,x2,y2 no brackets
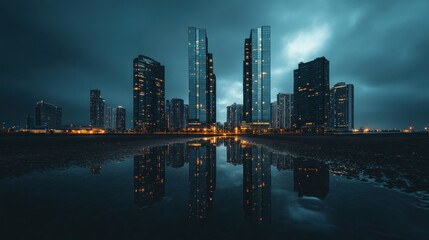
165,99,171,130
293,57,330,131
35,100,62,128
133,55,165,132
270,101,280,129
330,82,354,131
116,106,126,132
169,98,185,131
90,89,105,128
226,103,243,130
277,93,293,129
243,26,271,126
104,104,113,130
188,27,216,127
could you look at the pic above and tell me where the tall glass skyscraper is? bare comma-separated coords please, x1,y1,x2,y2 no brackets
243,26,271,125
133,55,165,132
188,27,216,127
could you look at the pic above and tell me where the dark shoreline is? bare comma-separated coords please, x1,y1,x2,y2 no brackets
240,133,429,196
0,134,206,179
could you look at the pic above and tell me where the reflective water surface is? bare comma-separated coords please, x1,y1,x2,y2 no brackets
1,137,428,239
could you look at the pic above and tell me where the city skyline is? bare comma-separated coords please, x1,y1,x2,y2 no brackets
1,0,429,129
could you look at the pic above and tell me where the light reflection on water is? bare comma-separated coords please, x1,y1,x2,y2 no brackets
131,137,331,225
1,137,428,239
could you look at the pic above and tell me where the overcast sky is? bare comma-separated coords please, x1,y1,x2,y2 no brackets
1,0,428,129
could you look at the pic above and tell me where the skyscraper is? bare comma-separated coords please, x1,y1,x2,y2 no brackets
270,101,279,129
104,104,113,130
90,89,105,128
25,115,34,129
207,53,216,125
226,103,243,130
277,93,294,129
243,38,252,123
242,26,271,127
116,106,126,132
35,100,62,128
293,57,330,131
170,98,185,131
184,104,189,127
188,27,216,128
330,82,354,131
165,99,171,130
133,55,165,132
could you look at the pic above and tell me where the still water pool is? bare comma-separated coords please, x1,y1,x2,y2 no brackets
1,137,428,239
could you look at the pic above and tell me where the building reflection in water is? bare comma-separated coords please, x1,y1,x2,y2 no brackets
187,138,217,221
131,137,330,223
226,138,243,165
166,143,187,168
134,146,166,208
242,141,271,224
293,159,329,199
90,164,101,174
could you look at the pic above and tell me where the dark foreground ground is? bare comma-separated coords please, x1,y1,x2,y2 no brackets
0,134,203,179
242,133,429,197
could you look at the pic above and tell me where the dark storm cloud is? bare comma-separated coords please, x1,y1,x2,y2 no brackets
0,0,428,129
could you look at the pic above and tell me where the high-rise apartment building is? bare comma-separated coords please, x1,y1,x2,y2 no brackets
35,100,62,128
90,89,105,128
277,93,293,129
133,55,165,132
330,82,354,131
169,98,185,131
293,57,330,131
226,103,243,130
116,106,126,132
270,101,280,129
